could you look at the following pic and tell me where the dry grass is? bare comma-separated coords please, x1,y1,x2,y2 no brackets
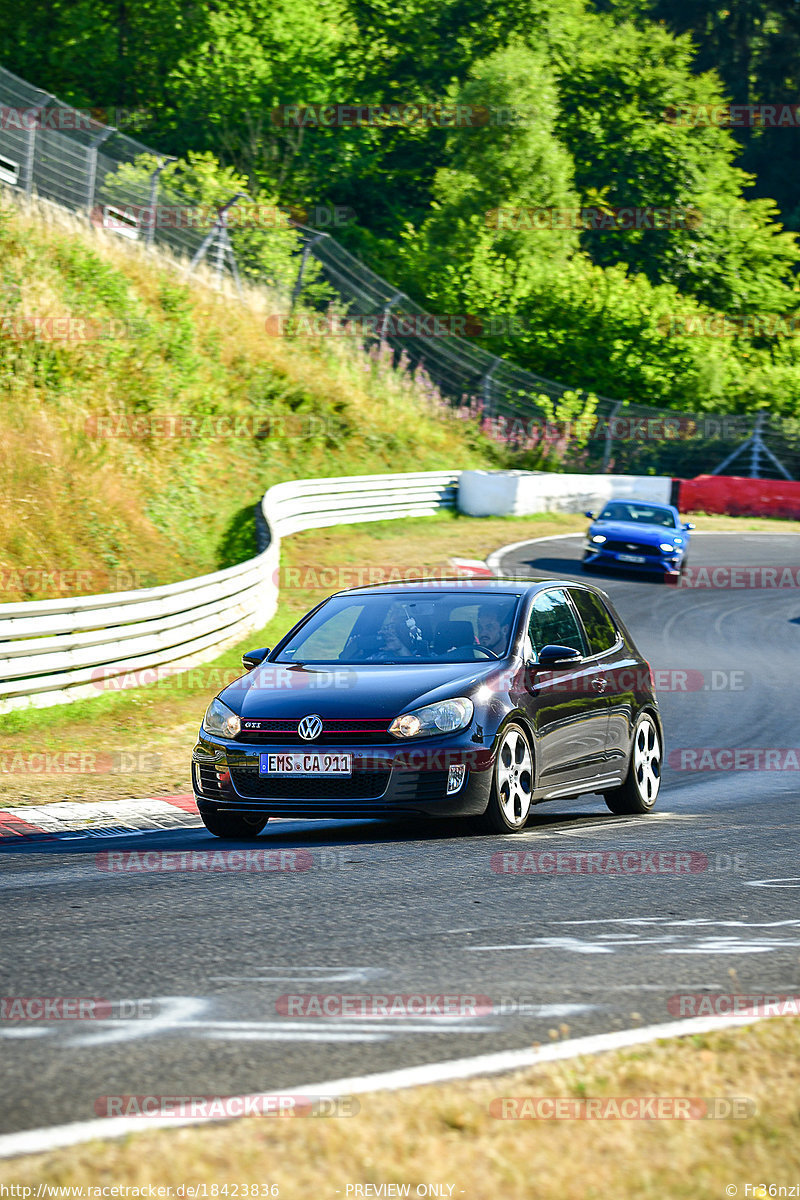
2,1018,799,1196
0,194,501,600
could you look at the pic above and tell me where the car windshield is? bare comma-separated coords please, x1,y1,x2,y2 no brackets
597,502,678,529
275,591,521,664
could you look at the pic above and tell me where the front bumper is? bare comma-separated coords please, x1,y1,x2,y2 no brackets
191,730,495,819
584,547,683,576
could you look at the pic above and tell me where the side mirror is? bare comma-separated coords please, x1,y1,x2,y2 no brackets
536,644,582,667
242,647,270,671
683,522,695,530
584,511,596,520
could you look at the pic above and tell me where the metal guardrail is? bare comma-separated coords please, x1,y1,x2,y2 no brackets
0,471,460,714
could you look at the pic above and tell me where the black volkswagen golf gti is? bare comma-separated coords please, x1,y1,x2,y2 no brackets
192,579,663,837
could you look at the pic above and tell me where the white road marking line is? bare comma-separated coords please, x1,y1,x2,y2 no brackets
64,997,206,1048
664,939,800,955
558,918,800,927
0,1009,791,1160
209,970,384,983
486,532,583,576
0,868,131,892
745,877,800,888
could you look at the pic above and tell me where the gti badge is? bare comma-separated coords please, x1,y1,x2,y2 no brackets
298,714,324,741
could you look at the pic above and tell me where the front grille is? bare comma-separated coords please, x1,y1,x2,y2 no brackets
603,541,662,557
237,718,392,745
229,767,391,800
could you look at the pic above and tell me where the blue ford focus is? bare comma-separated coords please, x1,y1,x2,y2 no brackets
192,580,663,839
582,501,694,578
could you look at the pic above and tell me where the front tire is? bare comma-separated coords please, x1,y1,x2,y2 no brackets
480,723,534,833
603,713,661,814
200,809,268,839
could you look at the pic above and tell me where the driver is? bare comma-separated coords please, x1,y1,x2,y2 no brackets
477,605,511,656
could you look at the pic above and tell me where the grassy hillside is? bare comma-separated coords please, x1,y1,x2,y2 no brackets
0,195,503,602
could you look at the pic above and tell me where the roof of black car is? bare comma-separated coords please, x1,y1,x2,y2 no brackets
333,576,594,597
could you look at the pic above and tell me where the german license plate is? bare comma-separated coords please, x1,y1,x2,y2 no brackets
259,752,352,777
618,553,645,563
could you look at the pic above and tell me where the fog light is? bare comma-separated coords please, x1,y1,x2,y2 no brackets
447,764,466,795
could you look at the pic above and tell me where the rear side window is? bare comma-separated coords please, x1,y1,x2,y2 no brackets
528,589,587,659
570,590,618,656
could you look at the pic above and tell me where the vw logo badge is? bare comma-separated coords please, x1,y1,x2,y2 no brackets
298,714,323,741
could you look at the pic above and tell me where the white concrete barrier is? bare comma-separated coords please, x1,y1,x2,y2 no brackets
1,467,675,714
0,471,459,714
458,470,672,517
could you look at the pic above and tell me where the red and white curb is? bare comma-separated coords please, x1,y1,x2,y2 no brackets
448,557,495,578
0,794,199,843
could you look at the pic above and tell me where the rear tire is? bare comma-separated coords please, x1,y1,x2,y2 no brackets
200,809,268,839
603,713,661,814
480,723,534,833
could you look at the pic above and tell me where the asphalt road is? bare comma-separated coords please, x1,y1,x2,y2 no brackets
1,532,799,1137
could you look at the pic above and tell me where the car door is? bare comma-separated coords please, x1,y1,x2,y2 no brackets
522,587,610,794
568,585,637,781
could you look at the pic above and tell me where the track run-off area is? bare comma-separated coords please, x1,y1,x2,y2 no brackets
1,530,799,1149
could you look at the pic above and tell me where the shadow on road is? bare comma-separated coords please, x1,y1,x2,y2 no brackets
0,801,648,859
511,555,671,586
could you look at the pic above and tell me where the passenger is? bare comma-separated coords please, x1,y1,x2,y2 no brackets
369,604,417,660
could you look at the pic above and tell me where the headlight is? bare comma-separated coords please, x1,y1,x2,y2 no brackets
659,542,677,553
590,535,607,544
202,697,241,738
388,697,474,739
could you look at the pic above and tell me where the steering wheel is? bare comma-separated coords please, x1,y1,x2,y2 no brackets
472,644,501,659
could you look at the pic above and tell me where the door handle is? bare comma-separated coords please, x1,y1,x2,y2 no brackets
592,677,608,693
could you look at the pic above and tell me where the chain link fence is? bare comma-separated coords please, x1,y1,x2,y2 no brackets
2,64,798,480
